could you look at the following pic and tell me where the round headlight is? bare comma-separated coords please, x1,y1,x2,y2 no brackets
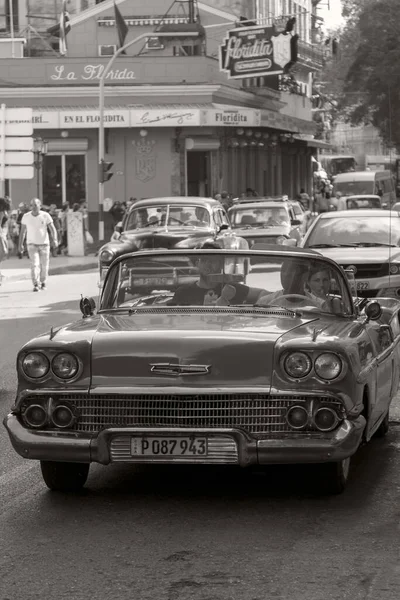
390,263,399,274
22,352,50,379
52,353,79,380
100,249,115,264
314,353,342,380
284,352,312,379
52,404,75,428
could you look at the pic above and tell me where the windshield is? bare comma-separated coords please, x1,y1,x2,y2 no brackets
102,251,352,316
334,181,374,196
230,206,290,228
305,216,400,247
125,205,211,230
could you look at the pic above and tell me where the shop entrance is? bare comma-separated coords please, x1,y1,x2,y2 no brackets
42,154,86,208
186,151,211,197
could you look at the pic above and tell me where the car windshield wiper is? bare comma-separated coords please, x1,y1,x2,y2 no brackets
308,243,359,248
351,242,397,247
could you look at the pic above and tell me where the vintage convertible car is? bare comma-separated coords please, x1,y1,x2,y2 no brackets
4,247,400,494
99,196,241,282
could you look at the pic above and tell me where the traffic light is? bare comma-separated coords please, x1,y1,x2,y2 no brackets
99,159,114,183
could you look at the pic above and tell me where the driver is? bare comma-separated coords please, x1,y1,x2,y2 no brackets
170,241,250,306
257,258,309,306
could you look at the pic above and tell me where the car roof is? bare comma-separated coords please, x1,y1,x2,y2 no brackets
334,170,390,182
346,195,381,199
317,210,399,218
129,197,220,209
229,200,289,210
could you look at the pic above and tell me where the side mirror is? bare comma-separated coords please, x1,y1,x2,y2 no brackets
217,223,229,234
80,296,96,318
291,219,301,226
365,301,382,321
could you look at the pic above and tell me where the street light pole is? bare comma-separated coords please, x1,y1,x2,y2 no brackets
98,30,199,242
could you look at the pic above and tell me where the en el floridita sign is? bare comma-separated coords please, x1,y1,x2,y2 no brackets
219,17,298,79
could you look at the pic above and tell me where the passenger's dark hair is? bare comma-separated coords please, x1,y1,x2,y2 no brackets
198,240,222,250
0,197,11,211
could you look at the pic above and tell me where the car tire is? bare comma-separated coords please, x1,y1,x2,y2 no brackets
320,457,351,495
374,411,390,438
40,461,90,492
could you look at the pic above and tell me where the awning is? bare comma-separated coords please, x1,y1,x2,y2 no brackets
293,134,332,149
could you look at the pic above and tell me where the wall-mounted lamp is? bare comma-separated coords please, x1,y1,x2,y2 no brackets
245,129,253,137
140,129,148,137
230,139,239,148
263,132,270,140
236,128,244,136
61,130,69,138
250,140,257,147
254,131,262,138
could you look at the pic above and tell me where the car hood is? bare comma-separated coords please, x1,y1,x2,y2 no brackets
88,311,319,389
307,246,400,264
232,225,289,238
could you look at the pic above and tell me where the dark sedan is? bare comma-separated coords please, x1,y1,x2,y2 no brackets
98,197,244,282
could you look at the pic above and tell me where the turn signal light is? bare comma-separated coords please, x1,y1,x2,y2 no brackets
313,407,339,432
51,404,75,429
23,404,47,428
286,405,309,430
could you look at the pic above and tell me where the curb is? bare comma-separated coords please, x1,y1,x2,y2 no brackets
2,260,98,283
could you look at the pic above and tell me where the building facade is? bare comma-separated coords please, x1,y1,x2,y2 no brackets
0,0,326,240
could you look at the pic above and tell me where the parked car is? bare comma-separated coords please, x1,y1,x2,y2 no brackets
302,210,400,298
228,196,303,249
99,197,242,282
4,246,400,494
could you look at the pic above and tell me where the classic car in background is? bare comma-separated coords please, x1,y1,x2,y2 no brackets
4,247,400,495
302,210,400,298
344,195,382,210
98,197,243,282
228,196,304,250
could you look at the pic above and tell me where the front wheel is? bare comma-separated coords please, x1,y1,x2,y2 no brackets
40,461,90,492
319,457,351,495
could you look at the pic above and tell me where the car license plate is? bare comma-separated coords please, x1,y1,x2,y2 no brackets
356,281,370,290
131,436,208,456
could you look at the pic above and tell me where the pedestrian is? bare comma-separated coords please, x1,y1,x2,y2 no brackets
0,196,11,285
16,202,29,258
60,202,70,255
298,188,311,211
18,198,59,292
109,200,125,226
49,204,62,257
220,190,232,212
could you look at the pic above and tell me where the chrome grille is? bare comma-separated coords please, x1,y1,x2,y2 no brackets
25,394,344,436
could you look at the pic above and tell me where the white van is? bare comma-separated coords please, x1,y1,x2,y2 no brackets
333,170,395,208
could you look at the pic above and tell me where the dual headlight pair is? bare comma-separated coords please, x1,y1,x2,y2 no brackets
21,352,80,381
283,351,342,381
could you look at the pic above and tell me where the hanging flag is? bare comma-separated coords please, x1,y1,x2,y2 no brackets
114,1,128,52
59,0,71,56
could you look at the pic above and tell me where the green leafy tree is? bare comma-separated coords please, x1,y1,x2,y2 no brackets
340,0,400,149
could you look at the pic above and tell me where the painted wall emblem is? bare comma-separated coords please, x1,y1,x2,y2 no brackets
133,139,156,182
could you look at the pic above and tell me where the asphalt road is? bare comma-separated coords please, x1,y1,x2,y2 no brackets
1,272,400,600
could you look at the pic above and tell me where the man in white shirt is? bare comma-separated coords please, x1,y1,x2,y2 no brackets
18,198,58,292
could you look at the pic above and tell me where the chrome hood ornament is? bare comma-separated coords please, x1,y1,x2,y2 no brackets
150,363,211,376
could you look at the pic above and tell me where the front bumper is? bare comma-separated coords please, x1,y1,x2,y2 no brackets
3,414,366,466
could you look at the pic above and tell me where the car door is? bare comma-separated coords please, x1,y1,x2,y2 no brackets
366,320,395,429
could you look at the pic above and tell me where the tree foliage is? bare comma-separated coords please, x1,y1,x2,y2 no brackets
339,0,400,149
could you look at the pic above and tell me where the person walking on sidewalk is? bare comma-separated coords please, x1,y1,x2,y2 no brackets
18,198,59,292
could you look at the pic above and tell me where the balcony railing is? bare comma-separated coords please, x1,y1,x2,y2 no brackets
297,39,324,70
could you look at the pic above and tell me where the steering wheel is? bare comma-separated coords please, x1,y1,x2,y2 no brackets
267,294,320,308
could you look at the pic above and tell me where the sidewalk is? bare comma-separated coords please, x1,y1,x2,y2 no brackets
0,253,98,282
